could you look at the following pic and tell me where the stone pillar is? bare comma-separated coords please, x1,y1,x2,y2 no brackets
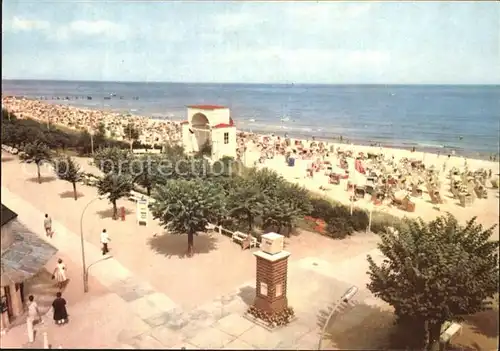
253,250,291,314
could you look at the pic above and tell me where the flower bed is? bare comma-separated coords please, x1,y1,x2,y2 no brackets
246,306,295,328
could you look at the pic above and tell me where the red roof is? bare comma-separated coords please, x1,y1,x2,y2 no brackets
187,105,227,110
213,124,234,129
180,120,189,125
213,117,235,129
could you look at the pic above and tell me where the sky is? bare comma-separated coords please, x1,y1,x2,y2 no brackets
2,1,499,84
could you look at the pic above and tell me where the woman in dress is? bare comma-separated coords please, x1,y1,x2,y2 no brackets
52,259,67,290
52,292,68,325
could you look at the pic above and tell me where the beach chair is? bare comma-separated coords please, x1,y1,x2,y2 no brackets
354,186,366,200
474,185,487,199
459,193,474,207
365,185,375,196
329,174,340,185
429,190,443,204
491,178,499,189
411,185,423,198
450,184,460,198
397,197,415,212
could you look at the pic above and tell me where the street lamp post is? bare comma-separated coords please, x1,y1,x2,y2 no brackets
80,193,108,293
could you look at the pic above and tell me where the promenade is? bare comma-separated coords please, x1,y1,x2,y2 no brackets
1,153,387,349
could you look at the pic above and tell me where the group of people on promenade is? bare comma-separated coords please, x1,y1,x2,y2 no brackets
25,214,112,345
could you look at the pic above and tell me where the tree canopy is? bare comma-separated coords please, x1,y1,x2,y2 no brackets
97,173,133,219
53,156,83,200
150,179,226,256
367,214,499,350
94,147,133,174
21,140,52,184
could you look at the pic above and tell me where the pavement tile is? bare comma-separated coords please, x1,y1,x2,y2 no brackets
222,338,255,350
116,317,152,343
162,308,190,330
238,325,282,349
295,330,321,350
223,297,250,315
146,292,177,312
273,320,314,341
150,325,185,348
170,342,198,349
143,311,175,328
127,296,161,320
187,326,235,349
214,313,255,337
178,308,220,338
131,333,164,349
117,289,143,303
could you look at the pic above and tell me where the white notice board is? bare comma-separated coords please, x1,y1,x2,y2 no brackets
137,198,148,226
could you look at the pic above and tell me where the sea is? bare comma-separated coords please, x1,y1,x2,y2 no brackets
2,80,499,159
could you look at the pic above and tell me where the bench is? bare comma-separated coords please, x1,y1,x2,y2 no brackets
129,190,156,204
128,190,143,202
232,231,258,250
205,223,217,232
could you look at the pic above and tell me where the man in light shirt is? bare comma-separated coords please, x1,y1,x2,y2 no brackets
100,229,111,255
44,214,53,238
26,295,41,343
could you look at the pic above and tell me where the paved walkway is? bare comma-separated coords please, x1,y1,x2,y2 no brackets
0,187,316,349
2,184,387,349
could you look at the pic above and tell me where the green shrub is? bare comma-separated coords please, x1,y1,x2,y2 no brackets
350,208,370,231
310,197,334,219
326,217,354,239
370,211,404,233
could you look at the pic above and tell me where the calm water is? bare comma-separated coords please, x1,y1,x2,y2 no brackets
2,80,499,157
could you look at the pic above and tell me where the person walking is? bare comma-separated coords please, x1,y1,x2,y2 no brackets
100,229,110,255
26,295,42,343
52,258,68,290
51,292,68,325
44,214,53,238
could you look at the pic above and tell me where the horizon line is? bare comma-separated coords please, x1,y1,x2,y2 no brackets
2,78,500,86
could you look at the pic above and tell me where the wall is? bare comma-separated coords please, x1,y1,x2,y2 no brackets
211,127,237,159
181,124,194,153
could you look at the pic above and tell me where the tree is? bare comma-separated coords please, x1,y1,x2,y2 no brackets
93,147,132,174
227,179,264,232
53,156,83,200
367,214,499,350
97,173,133,219
123,123,140,151
163,144,185,158
131,155,162,196
21,141,52,184
150,179,226,257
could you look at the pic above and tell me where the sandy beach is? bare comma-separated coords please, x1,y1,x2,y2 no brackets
3,96,499,238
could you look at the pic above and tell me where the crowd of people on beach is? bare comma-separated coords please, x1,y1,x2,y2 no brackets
2,96,183,147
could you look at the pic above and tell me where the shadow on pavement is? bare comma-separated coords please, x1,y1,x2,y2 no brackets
237,285,255,306
59,190,85,200
27,176,57,184
1,157,15,162
147,232,218,258
319,301,396,350
465,308,499,339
